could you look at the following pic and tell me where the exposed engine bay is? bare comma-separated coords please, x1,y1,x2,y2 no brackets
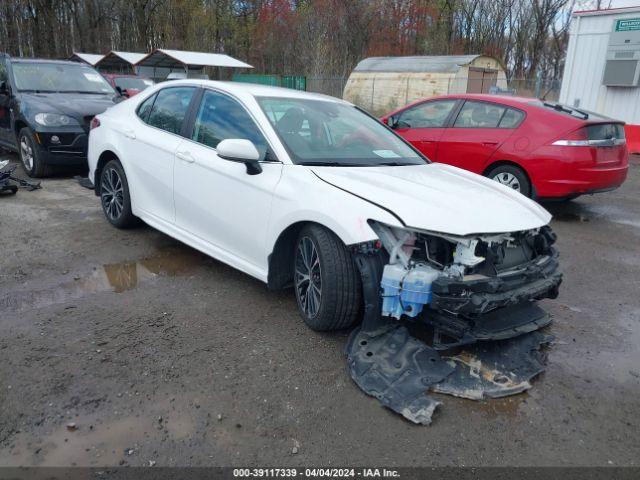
370,221,561,347
345,221,563,425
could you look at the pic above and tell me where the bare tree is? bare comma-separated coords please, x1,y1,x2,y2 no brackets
0,0,573,81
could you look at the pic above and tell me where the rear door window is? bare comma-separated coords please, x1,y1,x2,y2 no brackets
397,100,458,128
145,87,196,135
454,101,505,128
498,108,525,128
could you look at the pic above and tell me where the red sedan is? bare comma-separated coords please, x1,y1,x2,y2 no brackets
381,94,628,200
101,73,154,98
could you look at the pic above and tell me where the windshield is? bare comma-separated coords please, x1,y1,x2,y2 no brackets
12,62,115,94
257,97,425,166
114,77,154,91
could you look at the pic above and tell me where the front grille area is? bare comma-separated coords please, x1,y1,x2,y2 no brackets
40,133,76,146
42,132,88,155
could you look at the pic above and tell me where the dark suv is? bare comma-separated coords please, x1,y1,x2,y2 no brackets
0,54,119,177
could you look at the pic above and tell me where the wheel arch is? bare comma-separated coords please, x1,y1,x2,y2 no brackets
483,159,535,195
12,120,30,152
14,119,29,139
267,220,349,290
94,150,121,196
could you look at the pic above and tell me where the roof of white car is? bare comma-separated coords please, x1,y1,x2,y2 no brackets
165,79,347,103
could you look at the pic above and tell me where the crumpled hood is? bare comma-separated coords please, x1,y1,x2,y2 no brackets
21,92,117,120
311,163,551,236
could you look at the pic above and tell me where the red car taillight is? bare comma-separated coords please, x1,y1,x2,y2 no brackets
90,117,101,130
552,124,625,147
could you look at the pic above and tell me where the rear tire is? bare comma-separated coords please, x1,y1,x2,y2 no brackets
485,164,531,198
18,127,53,178
293,225,362,331
99,159,140,229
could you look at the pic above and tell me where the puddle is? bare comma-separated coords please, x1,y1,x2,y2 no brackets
103,249,203,293
0,247,209,312
0,401,198,466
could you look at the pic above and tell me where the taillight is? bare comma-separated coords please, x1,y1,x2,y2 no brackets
90,117,101,130
552,124,625,147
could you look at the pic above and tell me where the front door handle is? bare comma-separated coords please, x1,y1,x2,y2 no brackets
122,128,136,139
482,141,498,146
176,151,195,163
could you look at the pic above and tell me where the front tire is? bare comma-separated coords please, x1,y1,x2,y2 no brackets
486,164,531,198
99,159,139,229
294,225,361,331
18,127,52,178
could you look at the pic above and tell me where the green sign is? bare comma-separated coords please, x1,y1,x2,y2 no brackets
616,18,640,31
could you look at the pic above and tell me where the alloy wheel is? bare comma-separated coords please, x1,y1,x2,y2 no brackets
101,167,124,221
295,236,322,318
492,171,521,191
20,136,34,171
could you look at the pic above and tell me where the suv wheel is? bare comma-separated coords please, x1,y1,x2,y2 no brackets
18,127,52,178
294,225,361,331
486,164,532,198
100,159,140,229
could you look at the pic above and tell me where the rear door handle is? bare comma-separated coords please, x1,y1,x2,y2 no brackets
176,151,195,163
122,128,136,139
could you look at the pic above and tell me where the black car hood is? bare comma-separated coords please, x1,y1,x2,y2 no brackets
20,92,118,120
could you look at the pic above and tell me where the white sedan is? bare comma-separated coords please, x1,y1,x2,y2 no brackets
88,80,561,333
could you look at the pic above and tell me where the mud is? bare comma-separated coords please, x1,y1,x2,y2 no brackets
1,154,639,466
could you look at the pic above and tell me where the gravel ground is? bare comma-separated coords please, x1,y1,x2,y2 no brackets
0,154,639,467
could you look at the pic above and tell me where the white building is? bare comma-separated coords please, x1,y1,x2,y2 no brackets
560,5,640,153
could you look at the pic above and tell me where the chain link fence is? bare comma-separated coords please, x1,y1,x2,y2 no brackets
306,76,349,99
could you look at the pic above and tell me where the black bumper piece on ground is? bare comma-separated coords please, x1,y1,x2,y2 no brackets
347,251,558,425
430,252,562,316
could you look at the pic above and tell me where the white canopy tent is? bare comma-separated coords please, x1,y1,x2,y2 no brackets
68,52,104,66
95,51,147,73
135,49,253,80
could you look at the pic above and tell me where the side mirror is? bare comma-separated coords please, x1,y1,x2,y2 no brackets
386,116,398,129
217,139,262,175
0,80,8,94
115,85,126,96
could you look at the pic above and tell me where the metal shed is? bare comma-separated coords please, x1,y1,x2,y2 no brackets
68,52,104,66
559,6,640,153
343,55,507,115
135,49,253,81
94,51,147,73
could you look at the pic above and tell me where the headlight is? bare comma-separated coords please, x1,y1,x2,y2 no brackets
34,113,79,127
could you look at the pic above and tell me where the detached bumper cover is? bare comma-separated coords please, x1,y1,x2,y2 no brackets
431,251,562,316
348,251,557,425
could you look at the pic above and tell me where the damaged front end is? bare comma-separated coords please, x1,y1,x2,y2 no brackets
369,221,561,348
346,221,562,425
